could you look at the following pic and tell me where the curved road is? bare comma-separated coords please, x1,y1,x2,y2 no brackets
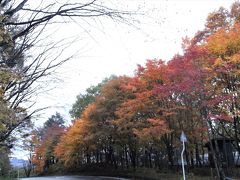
20,176,127,180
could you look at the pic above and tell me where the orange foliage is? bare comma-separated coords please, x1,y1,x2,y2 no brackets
32,125,65,173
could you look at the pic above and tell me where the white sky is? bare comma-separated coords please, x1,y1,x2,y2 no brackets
33,0,236,124
13,0,237,158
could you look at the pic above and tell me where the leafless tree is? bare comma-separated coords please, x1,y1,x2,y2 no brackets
0,0,136,145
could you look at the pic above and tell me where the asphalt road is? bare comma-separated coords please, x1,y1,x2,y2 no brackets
19,176,127,180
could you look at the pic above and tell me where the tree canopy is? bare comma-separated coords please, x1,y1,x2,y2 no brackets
24,1,240,179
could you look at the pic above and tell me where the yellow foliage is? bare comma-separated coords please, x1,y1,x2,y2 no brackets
205,23,240,57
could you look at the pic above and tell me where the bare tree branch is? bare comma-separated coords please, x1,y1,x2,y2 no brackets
0,0,136,145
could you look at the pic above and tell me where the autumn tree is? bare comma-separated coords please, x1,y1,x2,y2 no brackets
0,0,135,147
70,75,117,119
114,60,171,169
36,2,240,179
68,76,134,169
192,2,240,45
56,76,138,169
33,112,66,173
189,3,240,178
55,105,97,169
203,20,240,177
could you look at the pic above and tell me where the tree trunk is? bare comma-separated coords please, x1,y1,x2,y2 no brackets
129,148,137,171
195,142,202,167
124,146,129,168
149,147,153,168
208,120,225,180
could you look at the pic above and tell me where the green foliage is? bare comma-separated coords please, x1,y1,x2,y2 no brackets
44,112,65,129
70,87,98,119
0,147,11,177
0,2,27,147
70,75,117,119
0,101,16,142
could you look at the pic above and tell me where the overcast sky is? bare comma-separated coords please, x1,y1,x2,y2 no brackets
30,0,237,125
13,0,237,158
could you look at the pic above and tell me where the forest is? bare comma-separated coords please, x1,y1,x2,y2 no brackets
0,1,240,180
32,3,240,180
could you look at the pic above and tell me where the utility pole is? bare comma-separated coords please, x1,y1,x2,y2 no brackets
180,131,187,180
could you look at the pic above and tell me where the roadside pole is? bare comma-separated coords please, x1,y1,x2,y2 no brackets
18,168,20,179
180,131,187,180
